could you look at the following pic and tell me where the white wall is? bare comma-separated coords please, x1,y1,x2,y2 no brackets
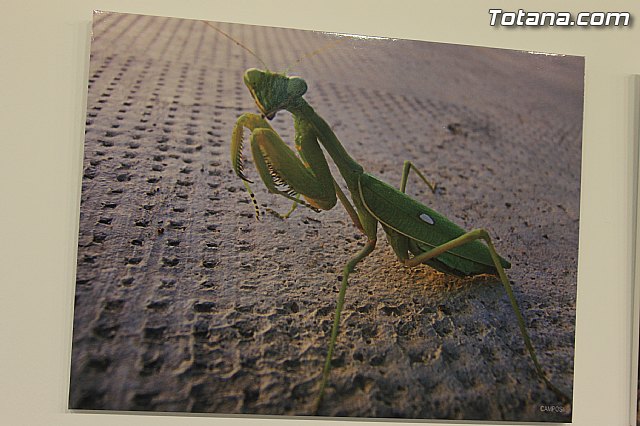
2,1,640,425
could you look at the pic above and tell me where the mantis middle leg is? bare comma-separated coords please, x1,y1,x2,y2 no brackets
315,237,378,412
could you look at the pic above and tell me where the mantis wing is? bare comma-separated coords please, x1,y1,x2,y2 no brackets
358,173,511,276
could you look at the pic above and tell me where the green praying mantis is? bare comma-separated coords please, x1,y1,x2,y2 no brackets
219,23,572,412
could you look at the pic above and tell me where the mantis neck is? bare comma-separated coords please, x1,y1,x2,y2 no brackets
290,98,379,240
290,100,364,189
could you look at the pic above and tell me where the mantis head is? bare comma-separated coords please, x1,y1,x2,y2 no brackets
243,68,308,120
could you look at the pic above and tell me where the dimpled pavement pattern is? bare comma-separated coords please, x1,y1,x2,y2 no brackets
69,11,584,422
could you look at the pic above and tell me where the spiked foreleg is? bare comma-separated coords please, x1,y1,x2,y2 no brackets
232,112,337,215
232,113,274,219
231,113,269,182
250,127,337,211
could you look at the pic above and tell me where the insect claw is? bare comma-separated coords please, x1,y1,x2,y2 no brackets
235,170,253,183
240,174,253,184
234,161,253,183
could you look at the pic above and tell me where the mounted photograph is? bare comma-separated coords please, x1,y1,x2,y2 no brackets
69,11,584,422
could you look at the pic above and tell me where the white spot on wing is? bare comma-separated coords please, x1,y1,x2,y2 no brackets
419,213,434,225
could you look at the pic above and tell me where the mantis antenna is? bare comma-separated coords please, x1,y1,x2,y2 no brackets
283,36,347,74
203,19,347,77
201,20,269,70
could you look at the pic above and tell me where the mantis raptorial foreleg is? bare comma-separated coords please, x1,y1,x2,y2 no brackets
233,113,337,213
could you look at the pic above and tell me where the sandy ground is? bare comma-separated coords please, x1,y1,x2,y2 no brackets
69,12,584,422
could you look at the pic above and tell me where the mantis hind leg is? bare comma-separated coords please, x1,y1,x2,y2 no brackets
314,238,377,413
405,229,572,405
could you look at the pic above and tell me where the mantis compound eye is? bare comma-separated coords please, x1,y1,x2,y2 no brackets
243,68,263,87
287,77,307,98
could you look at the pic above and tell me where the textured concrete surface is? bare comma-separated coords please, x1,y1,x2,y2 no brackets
70,12,584,422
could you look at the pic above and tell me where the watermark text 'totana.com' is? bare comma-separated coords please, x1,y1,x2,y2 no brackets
489,9,631,27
